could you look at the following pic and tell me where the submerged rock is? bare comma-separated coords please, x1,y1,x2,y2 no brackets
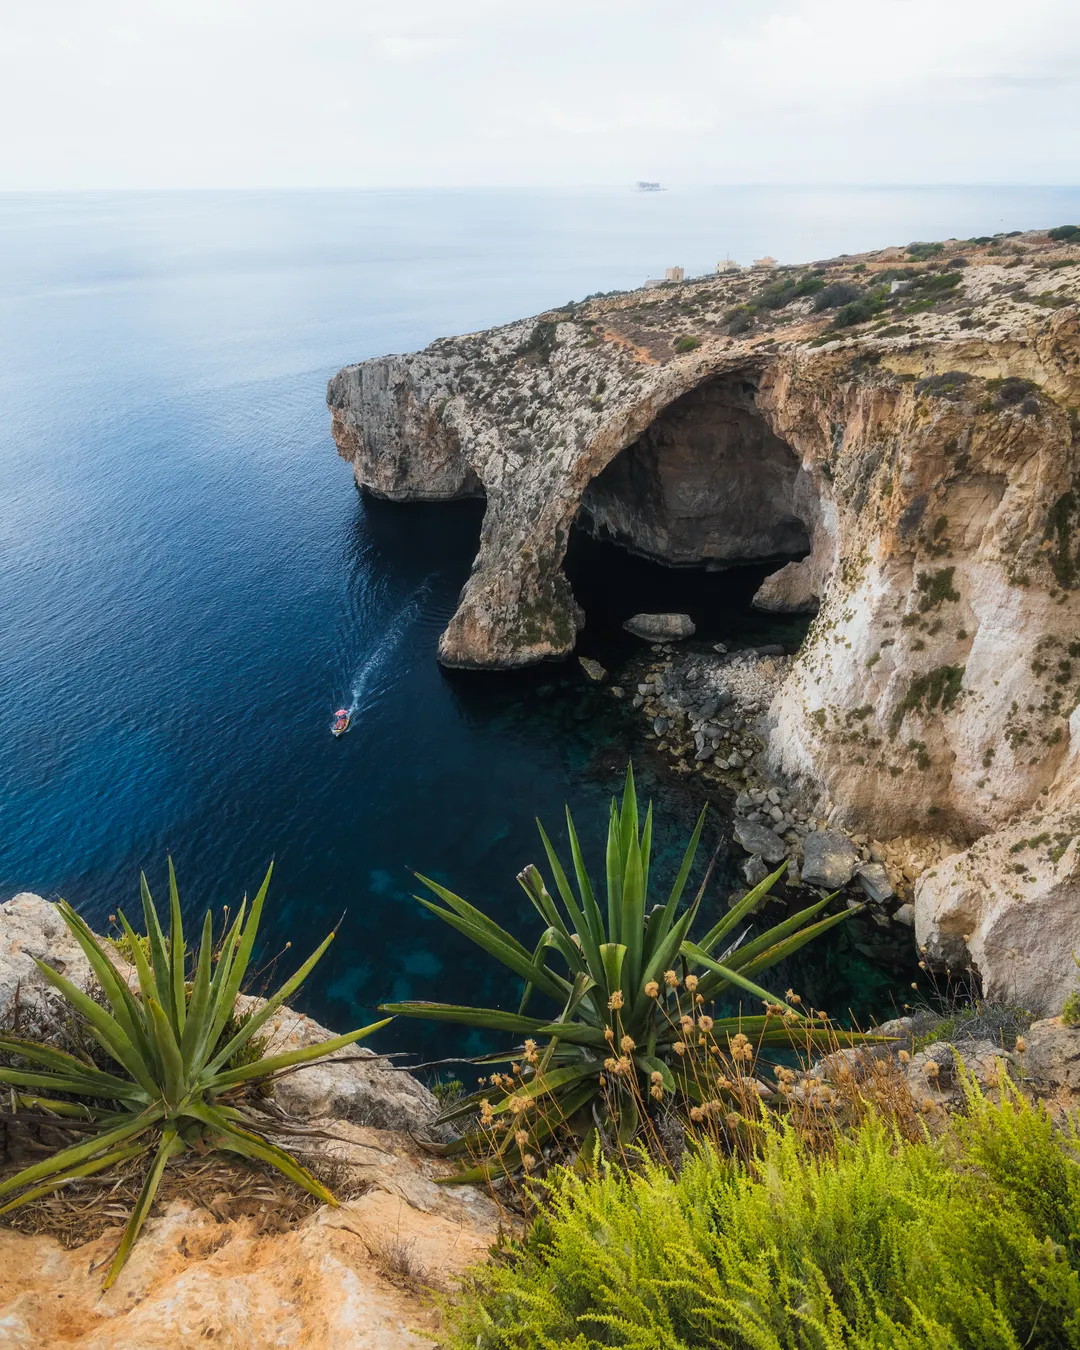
577,656,607,682
623,613,696,642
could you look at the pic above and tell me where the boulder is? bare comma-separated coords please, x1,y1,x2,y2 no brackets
235,996,440,1135
577,656,607,682
1020,1017,1080,1092
915,810,1080,1014
743,855,770,887
623,613,696,641
752,558,820,614
733,820,787,864
855,862,895,904
801,830,859,889
892,903,916,927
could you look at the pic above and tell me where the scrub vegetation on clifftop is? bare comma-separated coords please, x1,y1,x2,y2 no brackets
444,1080,1080,1350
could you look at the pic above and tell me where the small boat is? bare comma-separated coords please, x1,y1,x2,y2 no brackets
331,708,350,737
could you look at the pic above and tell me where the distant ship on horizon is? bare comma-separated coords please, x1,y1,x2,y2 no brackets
636,181,664,192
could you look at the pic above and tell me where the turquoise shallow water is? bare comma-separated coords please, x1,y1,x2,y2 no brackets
3,186,1078,1064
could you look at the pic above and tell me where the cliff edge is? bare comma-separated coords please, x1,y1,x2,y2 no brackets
328,230,1080,1009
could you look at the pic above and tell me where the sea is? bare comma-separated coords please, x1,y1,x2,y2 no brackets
3,185,1078,1066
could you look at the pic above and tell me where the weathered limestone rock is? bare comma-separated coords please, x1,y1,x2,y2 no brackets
234,995,439,1135
733,820,786,864
578,656,607,682
855,861,895,904
1021,1016,1080,1091
623,612,696,641
801,830,859,889
0,1166,497,1349
0,893,91,1034
752,558,820,613
915,800,1080,1013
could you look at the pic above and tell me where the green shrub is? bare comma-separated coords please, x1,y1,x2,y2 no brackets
1048,225,1080,242
832,294,887,328
444,1084,1080,1349
673,336,700,353
813,282,863,312
907,241,945,260
726,308,754,335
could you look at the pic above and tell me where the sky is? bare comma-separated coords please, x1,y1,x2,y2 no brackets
1,0,1078,189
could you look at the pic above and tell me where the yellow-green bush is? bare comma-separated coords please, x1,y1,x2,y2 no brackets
444,1083,1080,1349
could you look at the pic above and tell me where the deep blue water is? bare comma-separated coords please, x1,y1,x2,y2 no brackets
3,186,1079,1065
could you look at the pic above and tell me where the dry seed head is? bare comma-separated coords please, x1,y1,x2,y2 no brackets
508,1095,529,1114
608,990,624,1011
923,1060,940,1080
664,970,679,989
644,980,660,999
479,1099,494,1123
515,1129,529,1148
689,1106,704,1123
618,1055,632,1074
1015,1036,1027,1053
785,989,802,1005
684,974,699,993
729,1032,753,1063
650,1085,664,1102
604,1057,619,1072
604,1026,615,1043
523,1153,537,1170
898,1049,911,1064
698,1015,714,1033
680,1015,695,1034
620,1034,635,1053
650,1071,663,1087
523,1038,537,1054
673,1041,686,1056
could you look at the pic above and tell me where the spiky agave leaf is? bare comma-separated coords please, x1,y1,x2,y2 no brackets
385,763,865,1179
0,861,390,1287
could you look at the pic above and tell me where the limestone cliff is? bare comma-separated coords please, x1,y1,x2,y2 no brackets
329,230,1080,1008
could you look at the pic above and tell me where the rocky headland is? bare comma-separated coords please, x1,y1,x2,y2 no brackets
329,229,1080,1011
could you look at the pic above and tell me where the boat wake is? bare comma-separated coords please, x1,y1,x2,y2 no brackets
337,583,429,727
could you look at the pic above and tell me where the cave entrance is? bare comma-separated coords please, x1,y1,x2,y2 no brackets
567,373,817,657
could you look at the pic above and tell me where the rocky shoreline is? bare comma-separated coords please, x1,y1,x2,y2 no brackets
328,227,1080,1012
603,627,958,935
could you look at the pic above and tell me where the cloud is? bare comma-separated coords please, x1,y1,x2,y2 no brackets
0,0,1077,187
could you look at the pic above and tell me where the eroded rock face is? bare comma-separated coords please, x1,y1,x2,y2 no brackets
329,231,1080,1001
579,376,810,565
915,797,1080,1013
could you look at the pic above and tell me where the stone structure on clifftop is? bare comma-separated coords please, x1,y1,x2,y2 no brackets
328,231,1080,1011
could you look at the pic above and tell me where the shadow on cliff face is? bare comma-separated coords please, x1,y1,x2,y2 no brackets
564,529,813,667
578,372,814,568
565,370,818,664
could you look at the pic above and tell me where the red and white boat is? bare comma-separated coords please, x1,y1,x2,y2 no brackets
331,708,350,737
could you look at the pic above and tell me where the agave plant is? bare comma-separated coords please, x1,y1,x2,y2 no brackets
0,862,388,1287
383,766,859,1180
